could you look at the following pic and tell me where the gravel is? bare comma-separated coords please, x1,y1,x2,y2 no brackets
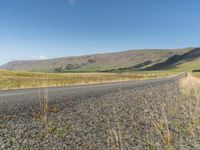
1,74,193,149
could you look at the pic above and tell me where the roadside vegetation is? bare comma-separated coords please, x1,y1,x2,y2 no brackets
89,73,200,149
0,70,171,90
123,74,200,149
2,72,200,149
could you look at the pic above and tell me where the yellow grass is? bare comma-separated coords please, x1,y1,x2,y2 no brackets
0,70,170,90
106,74,200,149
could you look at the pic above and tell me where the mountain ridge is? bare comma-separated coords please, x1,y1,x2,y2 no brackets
0,47,196,72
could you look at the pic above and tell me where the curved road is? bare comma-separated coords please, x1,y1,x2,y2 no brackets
0,73,186,117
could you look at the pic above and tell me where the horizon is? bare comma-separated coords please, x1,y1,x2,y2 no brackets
1,0,200,65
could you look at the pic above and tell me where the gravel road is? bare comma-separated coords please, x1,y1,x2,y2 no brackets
0,74,187,149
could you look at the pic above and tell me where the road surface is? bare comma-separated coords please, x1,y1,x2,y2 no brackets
0,73,185,117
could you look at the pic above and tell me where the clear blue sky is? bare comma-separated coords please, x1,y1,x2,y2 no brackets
0,0,200,65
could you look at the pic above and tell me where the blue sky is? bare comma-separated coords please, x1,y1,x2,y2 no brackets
0,0,200,65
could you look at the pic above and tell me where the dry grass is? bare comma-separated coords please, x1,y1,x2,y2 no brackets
103,74,200,149
141,74,200,149
33,73,200,149
0,70,170,90
31,86,60,134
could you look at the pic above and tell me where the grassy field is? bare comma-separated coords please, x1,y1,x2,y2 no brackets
0,70,172,90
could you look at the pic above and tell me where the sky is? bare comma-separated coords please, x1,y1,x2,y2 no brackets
0,0,200,65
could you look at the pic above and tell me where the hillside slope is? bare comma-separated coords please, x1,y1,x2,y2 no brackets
145,48,200,71
0,48,193,72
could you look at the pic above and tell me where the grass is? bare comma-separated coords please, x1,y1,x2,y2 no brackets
0,70,172,90
32,86,60,134
157,58,200,72
99,73,200,149
34,73,200,149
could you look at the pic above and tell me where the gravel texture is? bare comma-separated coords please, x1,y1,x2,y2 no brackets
1,74,194,149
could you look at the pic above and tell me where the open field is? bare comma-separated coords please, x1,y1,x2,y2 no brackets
0,70,172,90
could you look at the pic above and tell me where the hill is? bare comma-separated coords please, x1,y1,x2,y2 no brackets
0,48,194,72
145,48,200,72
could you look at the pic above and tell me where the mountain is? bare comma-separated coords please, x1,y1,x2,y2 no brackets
0,48,194,72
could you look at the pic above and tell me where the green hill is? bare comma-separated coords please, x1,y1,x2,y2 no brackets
144,48,200,72
0,48,193,72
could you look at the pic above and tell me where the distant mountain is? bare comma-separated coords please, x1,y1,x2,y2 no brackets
0,48,194,72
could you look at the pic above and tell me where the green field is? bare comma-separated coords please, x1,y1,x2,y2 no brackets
0,70,172,90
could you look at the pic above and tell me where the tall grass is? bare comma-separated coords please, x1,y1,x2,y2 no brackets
105,74,200,149
33,85,60,135
0,70,170,90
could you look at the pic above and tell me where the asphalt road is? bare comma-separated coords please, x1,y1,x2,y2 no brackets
0,73,185,117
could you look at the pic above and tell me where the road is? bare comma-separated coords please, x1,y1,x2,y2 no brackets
0,73,188,149
0,73,185,117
